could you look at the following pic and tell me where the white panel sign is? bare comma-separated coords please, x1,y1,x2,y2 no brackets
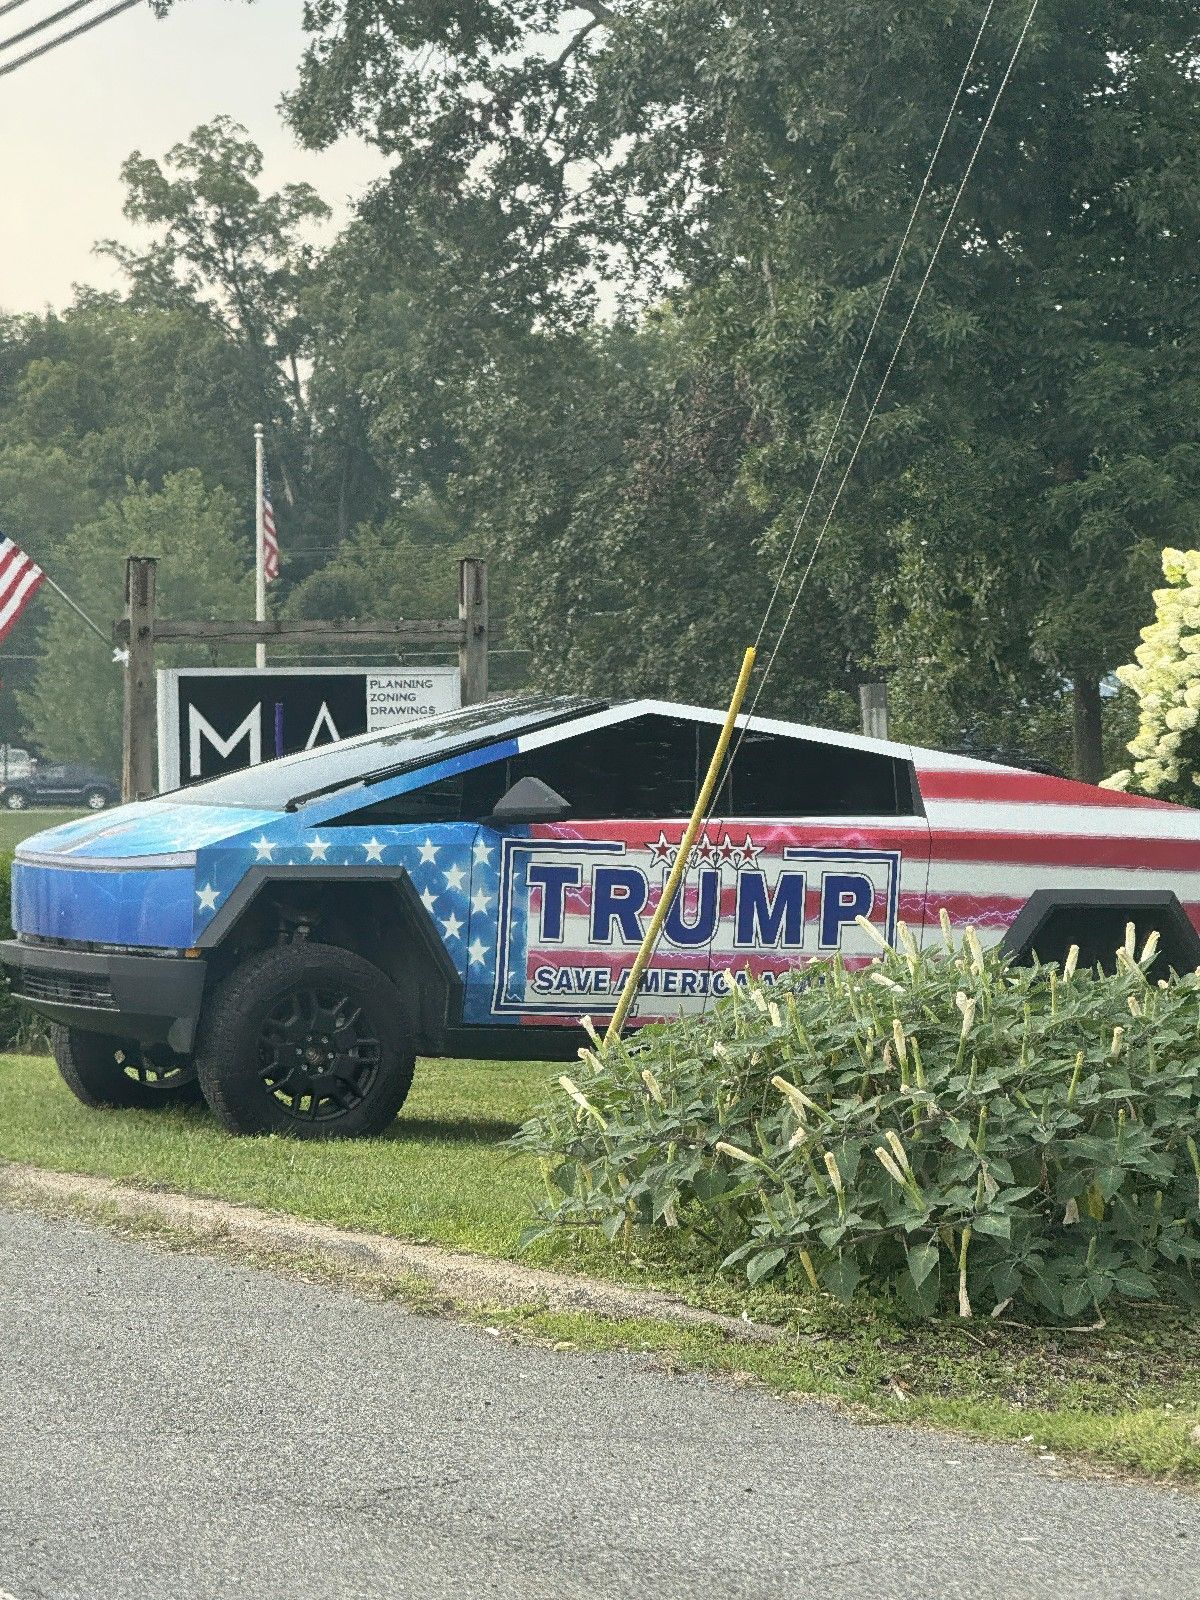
157,666,461,791
366,671,461,730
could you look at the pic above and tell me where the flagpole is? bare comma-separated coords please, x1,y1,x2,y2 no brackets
40,571,110,648
254,422,267,670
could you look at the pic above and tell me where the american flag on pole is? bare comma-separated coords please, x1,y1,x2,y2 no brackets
0,535,45,644
262,467,280,582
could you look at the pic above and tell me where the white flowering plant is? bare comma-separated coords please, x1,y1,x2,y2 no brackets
512,919,1200,1321
1106,548,1200,802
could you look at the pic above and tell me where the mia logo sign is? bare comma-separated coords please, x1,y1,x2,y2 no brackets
489,826,901,1018
157,667,460,788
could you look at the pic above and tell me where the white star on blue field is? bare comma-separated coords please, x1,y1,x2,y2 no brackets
190,823,502,989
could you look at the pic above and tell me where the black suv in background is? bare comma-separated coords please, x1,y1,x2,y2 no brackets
2,763,119,812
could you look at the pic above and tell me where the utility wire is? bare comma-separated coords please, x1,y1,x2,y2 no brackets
0,0,37,21
0,0,111,54
618,0,1042,1033
677,0,1044,1024
0,0,142,77
746,0,999,671
736,0,1042,749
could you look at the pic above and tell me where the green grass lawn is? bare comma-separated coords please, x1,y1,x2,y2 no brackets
2,1048,1200,1483
0,808,85,854
0,1051,551,1255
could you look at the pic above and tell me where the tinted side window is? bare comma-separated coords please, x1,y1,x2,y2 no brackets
330,718,915,825
510,716,702,819
330,762,509,827
715,732,912,817
331,716,701,824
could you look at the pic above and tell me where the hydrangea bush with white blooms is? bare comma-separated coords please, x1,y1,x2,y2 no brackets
514,918,1200,1321
1106,547,1200,803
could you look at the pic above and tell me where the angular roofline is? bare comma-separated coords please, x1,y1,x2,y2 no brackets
516,696,920,762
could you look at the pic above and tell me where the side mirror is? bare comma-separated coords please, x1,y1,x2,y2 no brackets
490,776,572,825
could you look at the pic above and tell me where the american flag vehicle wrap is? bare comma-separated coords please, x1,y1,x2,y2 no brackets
912,747,1200,954
6,696,1200,1070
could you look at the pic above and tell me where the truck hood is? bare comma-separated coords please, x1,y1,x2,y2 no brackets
15,800,283,862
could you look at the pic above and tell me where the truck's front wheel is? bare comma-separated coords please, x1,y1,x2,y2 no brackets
194,944,415,1139
52,1026,201,1109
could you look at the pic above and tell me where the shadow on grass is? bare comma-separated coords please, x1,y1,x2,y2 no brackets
388,1115,521,1146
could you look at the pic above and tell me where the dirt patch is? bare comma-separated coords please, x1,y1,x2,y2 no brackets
0,1160,783,1343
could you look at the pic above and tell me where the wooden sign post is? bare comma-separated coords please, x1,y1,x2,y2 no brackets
115,554,492,802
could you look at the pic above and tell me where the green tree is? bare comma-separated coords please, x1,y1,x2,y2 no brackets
100,117,329,504
100,118,393,568
1,297,264,509
262,0,1200,775
19,473,251,773
288,490,463,623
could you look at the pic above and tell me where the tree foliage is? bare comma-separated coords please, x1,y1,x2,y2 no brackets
18,473,250,774
5,7,1200,780
271,0,1200,773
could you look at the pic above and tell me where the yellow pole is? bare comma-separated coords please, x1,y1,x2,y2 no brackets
605,646,757,1045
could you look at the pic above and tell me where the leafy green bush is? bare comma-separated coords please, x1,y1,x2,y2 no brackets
514,920,1200,1320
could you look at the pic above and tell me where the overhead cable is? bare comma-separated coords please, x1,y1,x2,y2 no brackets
745,0,1001,673
0,0,115,54
0,0,143,78
736,0,1043,744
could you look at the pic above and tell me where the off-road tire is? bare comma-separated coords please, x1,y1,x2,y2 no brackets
194,943,415,1139
52,1025,202,1109
84,788,110,811
4,788,28,811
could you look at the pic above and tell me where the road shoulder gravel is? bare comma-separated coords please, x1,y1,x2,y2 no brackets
0,1159,780,1340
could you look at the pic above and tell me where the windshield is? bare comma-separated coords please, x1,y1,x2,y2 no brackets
173,695,603,810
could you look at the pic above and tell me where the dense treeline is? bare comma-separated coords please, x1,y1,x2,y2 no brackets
2,2,1198,780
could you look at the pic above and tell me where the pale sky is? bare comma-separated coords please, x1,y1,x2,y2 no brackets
0,0,385,314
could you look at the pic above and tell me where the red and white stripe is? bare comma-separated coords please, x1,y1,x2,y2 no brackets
503,703,1200,1012
0,536,45,644
914,749,1200,949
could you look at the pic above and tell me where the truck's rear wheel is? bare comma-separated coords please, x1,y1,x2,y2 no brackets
52,1025,201,1109
194,944,415,1139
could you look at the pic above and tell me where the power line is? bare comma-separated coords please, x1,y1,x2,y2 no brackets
0,0,109,54
738,0,1042,741
0,0,142,79
670,0,1044,1023
746,0,1000,673
0,0,37,20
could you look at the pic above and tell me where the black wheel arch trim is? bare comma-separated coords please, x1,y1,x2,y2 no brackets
1000,888,1200,970
196,864,464,1017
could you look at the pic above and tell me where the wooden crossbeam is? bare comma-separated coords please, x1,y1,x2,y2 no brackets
117,554,491,801
114,617,470,648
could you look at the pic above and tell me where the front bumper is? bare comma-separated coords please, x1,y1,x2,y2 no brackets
0,939,208,1055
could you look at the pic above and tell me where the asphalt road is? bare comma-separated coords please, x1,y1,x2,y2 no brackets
0,1206,1196,1600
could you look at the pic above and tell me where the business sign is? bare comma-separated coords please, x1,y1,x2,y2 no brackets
157,667,461,790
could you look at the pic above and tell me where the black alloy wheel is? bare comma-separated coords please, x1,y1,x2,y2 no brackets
195,944,415,1139
259,983,382,1123
52,1025,202,1109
